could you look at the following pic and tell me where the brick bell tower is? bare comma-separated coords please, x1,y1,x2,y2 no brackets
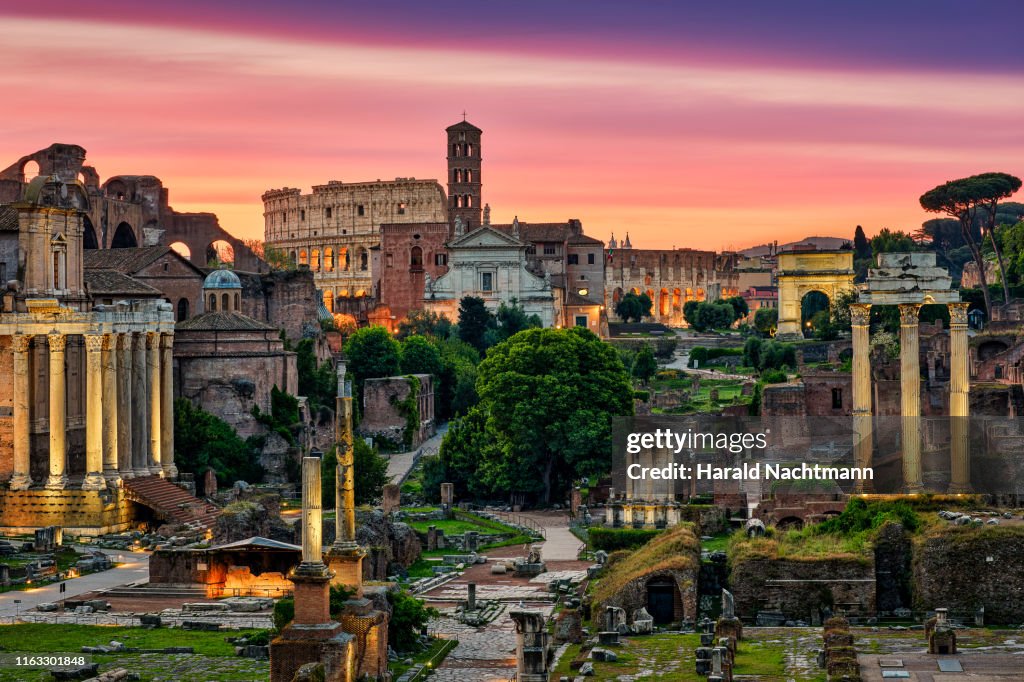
446,118,482,232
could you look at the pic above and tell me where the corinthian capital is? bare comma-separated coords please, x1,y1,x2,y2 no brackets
47,333,67,353
898,303,922,326
948,301,969,326
849,303,871,327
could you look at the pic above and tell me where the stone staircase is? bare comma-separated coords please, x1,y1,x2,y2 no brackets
123,475,220,532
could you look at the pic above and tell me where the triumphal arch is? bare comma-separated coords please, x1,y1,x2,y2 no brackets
776,250,856,339
851,252,968,493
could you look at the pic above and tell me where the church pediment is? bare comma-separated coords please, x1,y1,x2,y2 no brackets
449,225,524,249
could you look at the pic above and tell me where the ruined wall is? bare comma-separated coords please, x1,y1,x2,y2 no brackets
729,556,875,621
357,375,435,450
239,269,322,342
912,525,1024,624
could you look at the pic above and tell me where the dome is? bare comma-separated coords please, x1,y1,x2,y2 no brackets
203,267,241,290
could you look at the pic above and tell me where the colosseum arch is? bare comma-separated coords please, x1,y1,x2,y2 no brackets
82,216,99,250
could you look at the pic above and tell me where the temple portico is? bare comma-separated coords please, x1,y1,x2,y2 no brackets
2,301,175,493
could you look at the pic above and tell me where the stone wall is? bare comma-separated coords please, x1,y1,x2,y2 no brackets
357,375,434,450
729,556,875,622
239,269,322,343
912,525,1024,624
377,222,450,322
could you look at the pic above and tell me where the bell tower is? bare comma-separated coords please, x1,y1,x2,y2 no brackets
446,118,482,231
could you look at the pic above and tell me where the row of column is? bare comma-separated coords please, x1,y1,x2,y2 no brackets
8,331,176,492
850,302,970,493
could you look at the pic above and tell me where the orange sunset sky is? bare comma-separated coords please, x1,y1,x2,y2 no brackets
1,2,1022,251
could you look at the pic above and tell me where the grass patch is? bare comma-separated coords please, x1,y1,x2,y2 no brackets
0,623,262,656
700,533,732,553
389,637,456,679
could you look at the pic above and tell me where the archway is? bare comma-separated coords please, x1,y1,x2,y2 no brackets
645,576,679,625
82,216,98,250
659,288,670,317
177,298,190,321
21,159,40,181
776,516,804,531
775,250,855,338
801,290,831,333
111,222,138,248
206,240,234,267
170,242,192,259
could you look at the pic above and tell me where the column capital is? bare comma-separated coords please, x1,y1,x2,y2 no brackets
849,303,871,326
101,333,116,352
11,334,32,353
47,333,67,352
948,301,970,326
147,331,160,349
84,334,104,353
898,303,922,326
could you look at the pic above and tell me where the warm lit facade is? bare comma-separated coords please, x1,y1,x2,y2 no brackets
262,179,448,308
0,176,177,534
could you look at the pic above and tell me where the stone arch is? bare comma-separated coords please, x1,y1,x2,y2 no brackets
645,575,682,625
776,516,804,531
776,251,855,339
801,289,831,333
170,241,191,259
206,240,234,266
82,216,99,250
21,159,40,181
672,288,681,311
977,339,1009,361
659,288,670,317
111,221,138,248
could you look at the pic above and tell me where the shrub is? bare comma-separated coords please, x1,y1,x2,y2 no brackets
589,527,662,552
760,369,788,384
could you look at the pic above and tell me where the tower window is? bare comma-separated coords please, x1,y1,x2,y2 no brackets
466,143,473,157
465,195,472,208
325,207,332,219
300,209,305,221
466,169,473,182
357,205,365,216
410,246,423,269
398,202,406,215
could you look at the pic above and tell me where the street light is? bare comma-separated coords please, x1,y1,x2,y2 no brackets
13,599,21,619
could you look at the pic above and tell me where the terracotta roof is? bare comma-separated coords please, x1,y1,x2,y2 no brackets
84,270,163,297
83,246,172,273
568,233,604,246
176,311,277,332
494,222,575,243
0,205,17,232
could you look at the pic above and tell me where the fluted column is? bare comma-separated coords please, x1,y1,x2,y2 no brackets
147,332,162,475
132,332,149,477
948,302,971,493
101,334,120,484
82,334,106,490
899,303,923,493
302,456,324,565
44,334,68,490
850,303,873,493
160,333,177,478
334,377,357,550
9,335,33,491
117,333,134,478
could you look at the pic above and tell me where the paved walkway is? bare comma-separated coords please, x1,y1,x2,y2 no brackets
0,547,149,618
516,511,583,562
386,423,447,484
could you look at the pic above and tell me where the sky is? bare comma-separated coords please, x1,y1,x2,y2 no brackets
1,1,1022,251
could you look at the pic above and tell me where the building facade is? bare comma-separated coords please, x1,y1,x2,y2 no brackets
606,241,740,325
262,179,448,307
0,176,179,534
424,224,559,327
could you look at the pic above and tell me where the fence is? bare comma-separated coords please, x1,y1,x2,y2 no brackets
487,512,546,540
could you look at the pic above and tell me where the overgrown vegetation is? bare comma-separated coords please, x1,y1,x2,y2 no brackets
174,399,264,486
321,440,390,507
589,527,662,552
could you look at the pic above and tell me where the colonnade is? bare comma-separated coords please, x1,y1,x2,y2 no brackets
850,302,970,493
8,330,176,491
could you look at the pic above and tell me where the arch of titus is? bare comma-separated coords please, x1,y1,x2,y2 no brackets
0,175,177,534
852,253,969,494
776,250,856,339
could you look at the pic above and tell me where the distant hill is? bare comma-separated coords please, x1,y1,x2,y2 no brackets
740,236,850,257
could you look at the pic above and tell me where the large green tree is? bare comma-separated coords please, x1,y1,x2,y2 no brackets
174,399,263,486
921,172,1023,316
614,292,652,323
321,439,390,507
343,326,401,405
631,345,658,385
442,327,633,505
396,309,454,341
492,298,542,344
399,335,443,377
457,296,494,353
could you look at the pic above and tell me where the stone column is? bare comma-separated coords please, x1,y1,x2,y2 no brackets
160,333,177,478
132,332,149,477
948,302,971,493
117,333,134,478
147,332,162,475
301,455,324,566
511,610,551,682
101,334,120,484
44,334,68,490
850,303,873,493
82,334,106,490
9,335,33,491
899,303,923,493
